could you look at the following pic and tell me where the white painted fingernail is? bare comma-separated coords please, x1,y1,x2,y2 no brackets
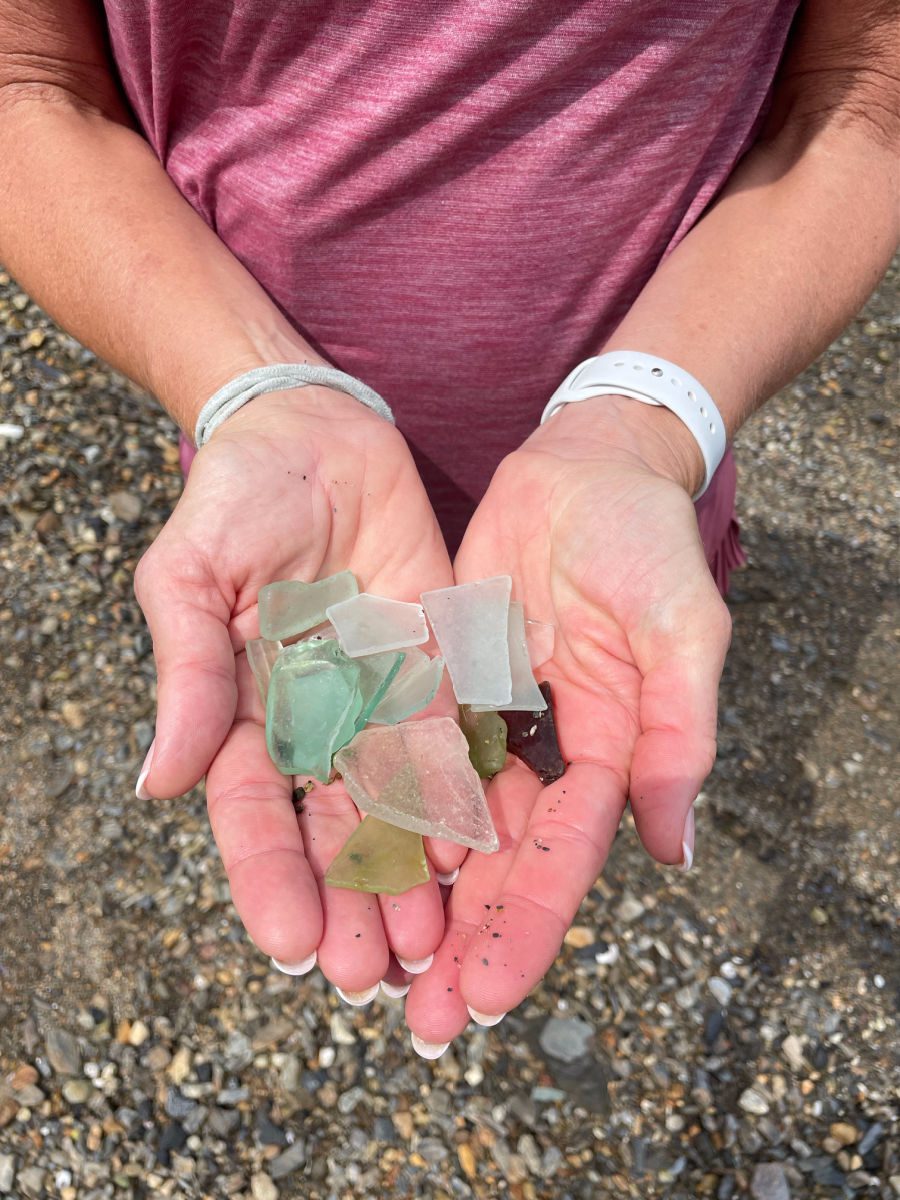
436,867,459,885
466,1005,506,1027
271,951,317,976
336,983,379,1006
135,739,155,801
681,805,695,872
380,979,411,999
396,953,434,974
411,1033,450,1060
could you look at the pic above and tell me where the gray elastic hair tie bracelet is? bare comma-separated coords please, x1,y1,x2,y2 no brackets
194,363,395,447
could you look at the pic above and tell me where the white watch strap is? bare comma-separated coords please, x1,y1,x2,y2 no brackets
541,351,726,499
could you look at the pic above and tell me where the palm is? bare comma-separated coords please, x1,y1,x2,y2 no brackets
135,391,460,991
406,443,730,1042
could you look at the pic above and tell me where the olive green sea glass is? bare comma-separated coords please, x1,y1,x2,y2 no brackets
334,717,499,853
324,815,430,895
258,571,358,641
459,705,508,779
245,637,283,704
266,639,362,780
368,648,444,725
355,650,406,730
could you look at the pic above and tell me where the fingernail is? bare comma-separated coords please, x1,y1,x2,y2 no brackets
396,953,434,975
411,1033,450,1060
380,979,411,999
436,867,459,885
135,739,155,801
335,983,379,1006
271,951,317,976
681,805,695,871
466,1005,506,1027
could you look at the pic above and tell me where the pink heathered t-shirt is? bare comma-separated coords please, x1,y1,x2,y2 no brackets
102,0,798,580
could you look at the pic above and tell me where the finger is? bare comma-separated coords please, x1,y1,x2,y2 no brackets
378,870,444,967
458,760,624,1019
404,916,476,1045
298,781,390,992
206,717,322,965
628,586,731,864
134,537,237,798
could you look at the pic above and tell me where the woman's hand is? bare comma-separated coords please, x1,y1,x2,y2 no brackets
405,396,731,1048
134,389,462,994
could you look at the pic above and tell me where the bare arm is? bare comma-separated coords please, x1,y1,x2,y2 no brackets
0,0,322,431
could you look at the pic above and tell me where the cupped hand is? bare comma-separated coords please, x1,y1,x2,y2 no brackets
406,396,732,1048
134,388,461,993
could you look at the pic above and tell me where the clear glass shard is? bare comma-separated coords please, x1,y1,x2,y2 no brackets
245,637,283,705
368,649,444,725
459,705,508,779
258,571,358,641
472,601,547,713
334,717,499,853
526,618,556,670
326,592,429,657
355,650,406,730
420,576,512,707
324,816,430,895
265,640,362,780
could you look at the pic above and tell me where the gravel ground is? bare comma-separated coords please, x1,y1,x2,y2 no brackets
0,260,897,1200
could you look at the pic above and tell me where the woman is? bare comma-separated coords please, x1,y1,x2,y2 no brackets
0,0,895,1057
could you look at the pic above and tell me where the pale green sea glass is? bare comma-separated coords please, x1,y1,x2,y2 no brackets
326,592,428,657
368,648,444,725
258,571,358,641
266,640,362,780
355,650,406,730
334,717,499,853
324,815,430,895
245,637,283,705
421,577,512,707
459,705,508,779
471,601,547,713
525,618,555,670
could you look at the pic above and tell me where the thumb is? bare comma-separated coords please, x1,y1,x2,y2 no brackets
628,579,732,866
133,537,238,799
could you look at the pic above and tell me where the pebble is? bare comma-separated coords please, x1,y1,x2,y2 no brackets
856,1122,882,1156
750,1164,791,1200
0,1156,14,1193
615,895,645,923
269,1140,307,1180
61,1079,92,1105
538,1016,594,1063
250,1173,278,1200
781,1035,805,1072
708,977,733,1006
739,1088,771,1116
107,490,143,522
16,1167,46,1199
45,1026,82,1076
128,1020,150,1047
828,1122,858,1147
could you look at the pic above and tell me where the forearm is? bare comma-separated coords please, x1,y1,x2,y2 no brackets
0,89,320,432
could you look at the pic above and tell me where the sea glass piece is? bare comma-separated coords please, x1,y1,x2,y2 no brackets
334,717,499,853
526,618,556,670
472,602,547,713
459,705,508,779
324,816,430,895
326,592,429,657
421,576,512,707
368,649,444,724
502,681,566,785
266,640,362,780
355,650,406,729
245,637,283,704
258,571,358,641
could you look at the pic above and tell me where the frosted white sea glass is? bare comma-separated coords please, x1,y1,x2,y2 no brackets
368,648,444,725
420,577,512,707
326,592,429,657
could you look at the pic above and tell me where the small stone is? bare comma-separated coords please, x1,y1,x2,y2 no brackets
166,1046,192,1085
857,1122,883,1156
60,701,86,730
0,1155,14,1193
9,1065,39,1090
258,572,358,641
61,1078,92,1105
329,1012,356,1046
538,1016,594,1064
421,576,513,706
781,1034,805,1072
250,1172,278,1200
21,327,45,349
45,1027,82,1075
269,1140,307,1180
708,977,732,1006
739,1087,770,1115
128,1020,150,1047
750,1162,791,1200
563,926,595,949
464,1064,484,1086
108,490,142,522
616,895,645,923
457,1143,477,1180
326,592,428,656
17,1166,46,1199
828,1122,859,1147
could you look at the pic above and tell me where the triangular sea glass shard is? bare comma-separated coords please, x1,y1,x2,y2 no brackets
369,649,444,724
502,681,566,785
324,816,430,895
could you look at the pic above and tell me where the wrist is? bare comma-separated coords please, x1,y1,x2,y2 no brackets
534,393,706,496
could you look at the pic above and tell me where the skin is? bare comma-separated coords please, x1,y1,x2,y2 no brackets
0,0,897,1043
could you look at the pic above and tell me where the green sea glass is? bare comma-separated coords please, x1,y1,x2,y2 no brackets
245,637,283,704
265,639,362,780
258,571,358,641
324,815,430,895
334,717,499,853
355,650,406,730
459,705,508,779
368,648,444,724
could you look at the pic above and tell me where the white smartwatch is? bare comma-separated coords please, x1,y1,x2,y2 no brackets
541,351,727,499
